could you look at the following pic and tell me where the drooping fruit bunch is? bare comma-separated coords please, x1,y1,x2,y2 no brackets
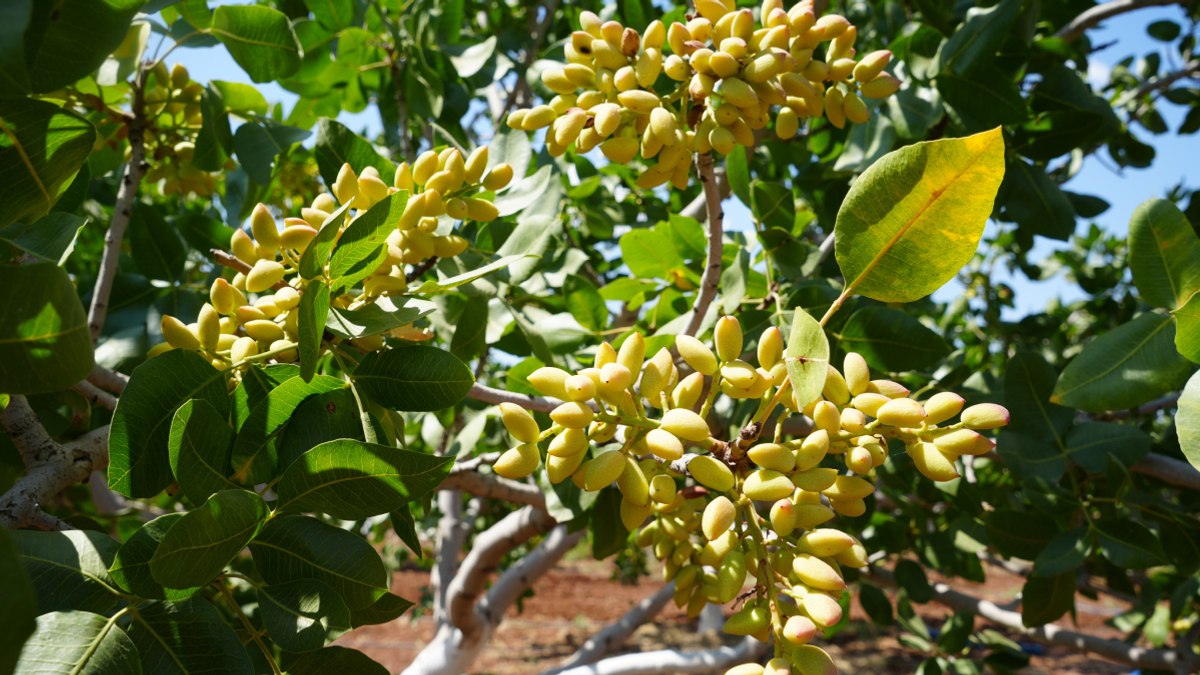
140,63,219,196
506,0,899,189
152,146,514,368
493,315,1008,674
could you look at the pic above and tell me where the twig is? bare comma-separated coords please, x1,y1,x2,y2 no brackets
208,249,289,291
546,583,677,673
868,566,1195,672
466,382,568,414
1130,452,1200,491
0,398,109,529
440,469,547,509
88,64,149,341
549,636,768,675
389,55,413,162
87,364,129,394
500,0,562,117
72,380,117,412
406,256,439,283
683,153,725,338
1054,0,1188,42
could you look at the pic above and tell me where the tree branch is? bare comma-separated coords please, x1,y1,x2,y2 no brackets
87,364,129,394
466,382,565,414
209,249,289,291
683,153,725,338
868,566,1196,672
546,583,677,673
500,0,562,118
550,636,768,675
72,380,117,412
440,469,547,509
0,398,109,529
406,256,439,283
389,55,413,162
1054,0,1188,42
1130,452,1200,491
88,65,149,341
479,523,584,627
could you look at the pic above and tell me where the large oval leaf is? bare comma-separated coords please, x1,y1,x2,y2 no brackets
149,489,268,589
249,515,388,610
128,600,254,675
785,308,829,410
1174,290,1200,364
1128,198,1200,309
275,439,453,519
281,647,390,675
109,350,228,497
15,611,141,675
229,374,346,484
108,513,199,601
258,579,350,653
0,262,94,394
353,346,474,412
837,305,949,372
0,99,95,228
834,127,1005,303
13,530,121,614
0,529,36,675
210,5,301,83
328,191,408,291
24,0,143,94
169,399,238,505
1178,370,1200,472
298,279,330,382
1051,312,1193,412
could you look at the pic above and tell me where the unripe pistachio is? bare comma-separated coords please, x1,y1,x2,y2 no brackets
763,657,791,675
756,326,784,370
812,401,841,434
792,467,837,492
798,529,856,557
835,542,869,568
783,615,818,646
802,592,844,629
483,163,514,191
528,366,571,399
280,224,319,251
269,339,298,363
246,259,285,293
870,379,910,398
645,427,685,461
664,54,689,80
748,442,795,472
714,315,743,362
793,503,836,531
499,402,540,443
617,456,650,506
715,77,758,108
550,401,593,429
667,22,690,55
923,392,966,425
861,72,901,99
672,372,705,410
824,87,846,128
649,474,677,504
847,445,874,474
850,392,888,417
620,497,653,532
589,419,619,443
792,645,837,675
332,163,359,204
358,173,390,208
660,408,710,442
709,125,736,154
769,498,798,536
875,397,926,427
585,450,628,491
494,443,541,479
701,495,735,540
792,553,845,592
744,469,795,501
563,374,597,402
464,197,499,222
244,320,284,343
727,663,766,675
230,336,258,363
723,600,769,636
617,90,660,114
840,408,867,434
961,403,1011,430
911,440,959,482
446,197,469,220
230,228,257,265
210,278,244,315
522,105,558,130
843,91,870,124
843,352,870,395
720,360,759,389
235,305,267,324
700,529,737,566
600,137,639,164
162,315,200,350
823,475,875,501
548,427,588,457
196,303,220,351
676,334,718,375
688,454,735,492
598,363,634,398
715,549,747,603
795,429,830,470
594,342,617,369
547,452,584,484
616,332,645,374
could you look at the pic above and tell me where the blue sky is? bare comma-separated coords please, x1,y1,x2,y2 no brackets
166,3,1197,319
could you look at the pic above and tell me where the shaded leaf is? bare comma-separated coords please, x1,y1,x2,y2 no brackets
0,98,96,228
108,513,199,601
1066,422,1151,472
1021,573,1074,627
13,530,121,614
328,192,409,290
313,119,394,188
1096,518,1165,568
168,399,238,505
1032,527,1090,577
0,529,36,674
0,212,87,264
299,279,330,381
210,4,302,83
354,346,474,412
325,296,437,339
230,375,346,485
349,591,414,628
250,515,388,610
128,599,254,675
25,0,144,94
258,579,350,653
0,262,94,394
838,306,949,372
15,611,141,675
281,646,389,675
149,489,268,589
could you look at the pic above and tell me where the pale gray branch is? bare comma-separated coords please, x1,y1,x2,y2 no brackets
552,637,768,675
683,153,726,338
72,380,117,412
467,382,563,413
440,469,547,510
480,524,584,627
547,583,676,673
87,364,129,394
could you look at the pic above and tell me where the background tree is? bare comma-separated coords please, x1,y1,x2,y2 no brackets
1,1,1200,674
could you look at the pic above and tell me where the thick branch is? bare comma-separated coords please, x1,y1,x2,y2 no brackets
444,505,555,640
547,583,676,673
89,67,148,341
479,524,584,627
683,153,725,338
1055,0,1187,42
440,469,547,509
1131,452,1200,491
0,398,109,529
869,567,1195,672
466,382,565,414
72,380,117,412
87,364,128,394
551,637,767,675
406,256,439,283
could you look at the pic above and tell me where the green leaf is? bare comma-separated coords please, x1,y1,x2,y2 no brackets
837,306,949,372
1032,527,1090,577
250,515,388,610
995,429,1066,482
564,275,607,332
937,67,1027,132
785,308,830,410
985,510,1057,560
277,388,363,473
725,146,751,206
1176,291,1200,363
0,262,94,394
298,198,354,280
450,296,489,361
1051,312,1192,412
129,203,186,282
1147,19,1181,41
1066,422,1151,472
108,513,199,601
1179,371,1200,472
149,489,268,589
1005,351,1074,442
229,375,347,485
750,180,795,231
0,529,36,674
932,0,1019,76
0,212,87,264
306,0,354,31
1021,573,1074,627
168,399,238,505
325,296,437,339
894,559,934,604
231,364,296,430
999,159,1075,241
1128,198,1200,309
313,119,394,188
13,530,121,614
937,611,976,653
858,584,894,625
619,227,683,279
329,192,408,291
389,508,422,558
0,98,96,228
110,350,228,497
0,1,32,96
258,579,350,653
349,591,414,628
1096,518,1165,568
354,346,474,412
447,36,496,77
275,439,453,519
24,0,144,94
299,279,330,381
833,127,1005,303
209,80,268,114
410,254,534,295
591,488,628,559
1024,64,1121,160
128,599,254,675
210,5,302,83
15,611,141,675
281,646,389,675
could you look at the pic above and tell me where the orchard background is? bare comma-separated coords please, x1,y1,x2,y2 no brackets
2,0,1200,674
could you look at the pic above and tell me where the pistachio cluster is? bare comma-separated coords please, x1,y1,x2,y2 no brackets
493,315,1008,674
140,63,219,197
506,0,899,188
151,146,514,366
